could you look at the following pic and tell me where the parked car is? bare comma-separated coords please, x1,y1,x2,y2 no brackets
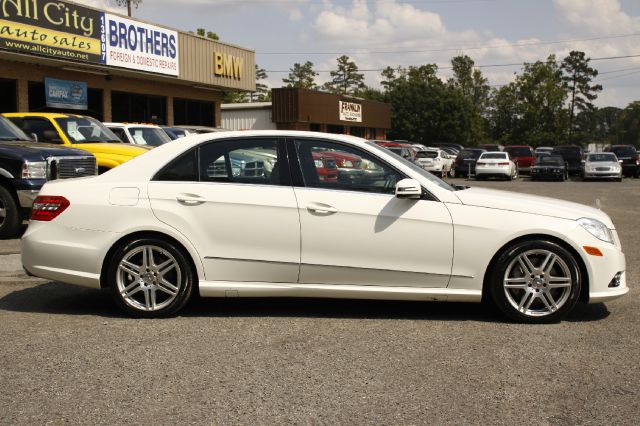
475,152,518,180
179,125,230,134
22,130,627,323
582,153,623,181
315,148,364,183
374,141,415,162
161,126,190,140
414,149,453,178
552,145,584,176
530,155,567,181
3,113,149,174
433,143,465,152
105,123,172,147
0,116,96,238
478,144,503,152
605,145,639,178
535,147,554,157
453,148,486,177
504,145,535,173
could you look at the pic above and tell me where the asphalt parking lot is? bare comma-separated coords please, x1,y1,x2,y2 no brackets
1,177,638,425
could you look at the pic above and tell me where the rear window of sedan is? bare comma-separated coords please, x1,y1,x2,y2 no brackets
457,149,483,159
505,147,533,156
480,153,508,160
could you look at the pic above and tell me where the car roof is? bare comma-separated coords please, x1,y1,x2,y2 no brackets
2,112,85,119
104,122,161,128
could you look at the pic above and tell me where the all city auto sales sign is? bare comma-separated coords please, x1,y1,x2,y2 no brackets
0,0,179,76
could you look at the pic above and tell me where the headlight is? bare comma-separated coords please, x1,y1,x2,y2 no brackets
578,218,614,244
21,161,47,179
314,160,323,168
342,160,354,168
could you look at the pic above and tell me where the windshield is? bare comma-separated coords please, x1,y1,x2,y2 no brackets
0,116,31,141
366,142,453,191
129,127,171,147
481,153,508,160
55,117,121,143
535,156,563,166
506,147,532,156
587,153,617,162
610,147,637,157
416,151,438,159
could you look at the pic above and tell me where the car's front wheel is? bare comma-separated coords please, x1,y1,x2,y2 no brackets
489,240,582,323
106,237,194,318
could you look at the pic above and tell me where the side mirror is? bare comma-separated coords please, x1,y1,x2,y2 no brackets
42,130,62,143
30,133,38,142
395,178,422,199
619,160,624,163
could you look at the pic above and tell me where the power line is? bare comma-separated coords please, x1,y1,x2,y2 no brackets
265,53,640,73
257,33,640,55
597,69,640,82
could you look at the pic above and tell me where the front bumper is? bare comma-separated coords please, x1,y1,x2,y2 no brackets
13,179,46,208
583,170,622,179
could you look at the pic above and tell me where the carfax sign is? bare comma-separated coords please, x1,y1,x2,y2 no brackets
44,77,87,110
0,0,179,76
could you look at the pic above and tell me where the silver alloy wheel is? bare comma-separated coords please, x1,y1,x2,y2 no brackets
116,245,182,312
503,249,573,317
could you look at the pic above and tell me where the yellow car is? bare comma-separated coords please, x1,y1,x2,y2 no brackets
3,113,151,173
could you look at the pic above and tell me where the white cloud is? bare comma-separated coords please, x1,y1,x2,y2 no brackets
554,0,640,35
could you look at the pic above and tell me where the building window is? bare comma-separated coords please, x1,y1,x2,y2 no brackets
112,91,166,124
28,81,103,120
327,124,344,134
349,127,365,138
0,79,17,113
173,98,215,126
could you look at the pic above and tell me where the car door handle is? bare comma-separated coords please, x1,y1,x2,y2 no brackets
307,203,338,214
176,194,206,205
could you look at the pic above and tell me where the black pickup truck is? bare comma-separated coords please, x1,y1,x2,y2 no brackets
0,116,97,238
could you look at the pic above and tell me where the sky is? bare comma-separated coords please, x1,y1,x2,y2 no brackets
83,0,640,108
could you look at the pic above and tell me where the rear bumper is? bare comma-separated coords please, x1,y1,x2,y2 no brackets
476,166,510,177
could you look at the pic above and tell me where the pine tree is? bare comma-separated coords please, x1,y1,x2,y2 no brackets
283,61,318,89
322,55,365,95
561,51,602,137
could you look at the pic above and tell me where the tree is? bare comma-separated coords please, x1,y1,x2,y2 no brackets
282,61,318,89
515,55,569,146
353,86,385,102
223,65,269,103
196,28,219,41
252,65,269,102
613,101,640,146
488,82,522,145
561,50,602,137
322,55,365,95
111,0,141,17
384,64,473,145
448,55,491,143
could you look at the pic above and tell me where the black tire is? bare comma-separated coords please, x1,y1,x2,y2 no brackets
0,185,21,239
488,239,582,324
106,237,195,318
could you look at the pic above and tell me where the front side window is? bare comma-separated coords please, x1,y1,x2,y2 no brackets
199,138,281,185
295,139,404,195
15,118,58,143
109,127,128,143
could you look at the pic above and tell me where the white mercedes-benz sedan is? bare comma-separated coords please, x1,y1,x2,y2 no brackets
22,131,628,322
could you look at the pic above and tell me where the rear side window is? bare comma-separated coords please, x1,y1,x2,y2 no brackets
199,139,281,185
109,127,128,143
155,150,197,181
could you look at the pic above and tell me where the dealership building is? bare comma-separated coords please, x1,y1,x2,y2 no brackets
0,0,255,126
221,88,391,139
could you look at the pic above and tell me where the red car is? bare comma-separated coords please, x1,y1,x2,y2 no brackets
312,152,338,182
373,141,416,161
504,145,535,172
314,149,364,183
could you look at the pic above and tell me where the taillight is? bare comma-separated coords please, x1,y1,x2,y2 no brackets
498,162,510,166
476,161,486,166
30,196,70,221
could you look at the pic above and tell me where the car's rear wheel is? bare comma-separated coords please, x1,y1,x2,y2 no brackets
107,237,194,318
489,240,581,323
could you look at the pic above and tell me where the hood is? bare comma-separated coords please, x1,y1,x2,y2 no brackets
0,140,92,159
70,143,151,157
454,187,614,228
